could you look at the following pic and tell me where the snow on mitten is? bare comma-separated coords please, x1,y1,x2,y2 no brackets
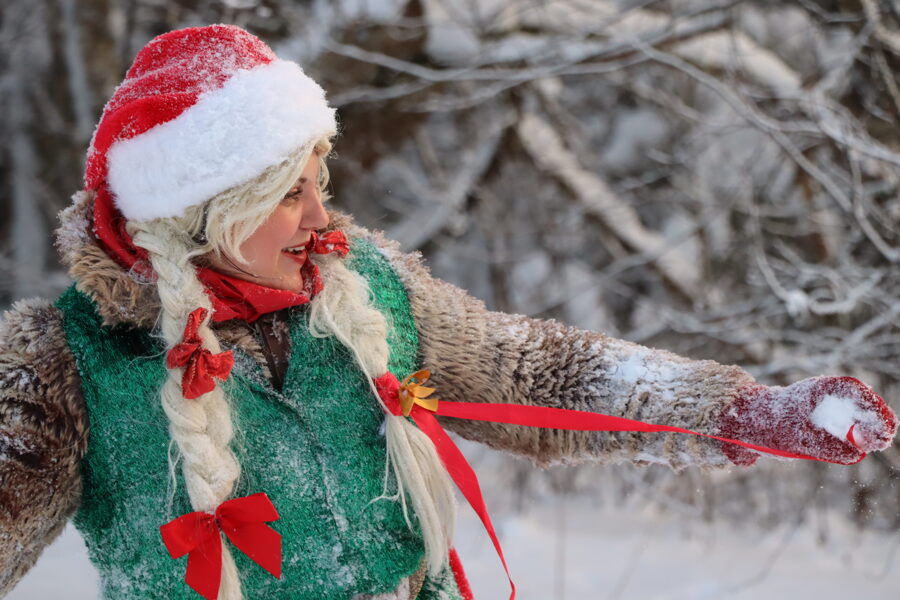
719,376,898,466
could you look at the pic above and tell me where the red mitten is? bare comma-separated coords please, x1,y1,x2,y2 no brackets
719,376,898,466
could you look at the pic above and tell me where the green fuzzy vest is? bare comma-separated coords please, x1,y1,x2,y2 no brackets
56,239,463,600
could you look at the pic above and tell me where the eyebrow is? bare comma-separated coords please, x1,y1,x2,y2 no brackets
288,178,307,193
291,163,320,189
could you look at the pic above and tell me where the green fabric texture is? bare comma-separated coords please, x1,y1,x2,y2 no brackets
56,239,463,600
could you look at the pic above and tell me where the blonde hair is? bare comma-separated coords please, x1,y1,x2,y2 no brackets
128,139,455,598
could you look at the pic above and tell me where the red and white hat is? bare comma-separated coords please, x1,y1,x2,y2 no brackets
85,24,337,222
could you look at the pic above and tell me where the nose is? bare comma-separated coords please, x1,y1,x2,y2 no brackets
303,187,330,230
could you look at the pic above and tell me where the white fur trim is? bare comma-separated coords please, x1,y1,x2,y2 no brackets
107,60,337,221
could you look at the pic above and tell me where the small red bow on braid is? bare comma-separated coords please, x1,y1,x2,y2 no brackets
160,493,282,600
166,308,235,399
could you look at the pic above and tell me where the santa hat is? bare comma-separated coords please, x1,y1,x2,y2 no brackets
85,24,337,222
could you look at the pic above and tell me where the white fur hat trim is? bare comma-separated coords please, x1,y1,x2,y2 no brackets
107,60,337,221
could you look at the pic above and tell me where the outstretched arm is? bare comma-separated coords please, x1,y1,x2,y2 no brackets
363,227,897,470
366,231,749,469
0,299,88,596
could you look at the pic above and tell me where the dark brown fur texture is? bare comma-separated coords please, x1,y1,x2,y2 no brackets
0,299,88,596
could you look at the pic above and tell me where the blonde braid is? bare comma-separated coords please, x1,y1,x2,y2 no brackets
129,223,243,600
309,254,457,575
122,142,323,600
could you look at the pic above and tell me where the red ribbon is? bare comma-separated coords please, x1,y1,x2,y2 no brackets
160,493,282,600
375,372,518,599
432,401,868,464
374,371,866,600
449,547,475,600
166,308,235,399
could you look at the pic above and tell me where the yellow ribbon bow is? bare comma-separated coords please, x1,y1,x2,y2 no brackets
399,370,439,417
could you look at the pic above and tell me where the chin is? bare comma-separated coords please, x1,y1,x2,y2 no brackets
273,272,305,293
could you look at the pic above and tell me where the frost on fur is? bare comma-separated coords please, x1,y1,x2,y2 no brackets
348,222,755,471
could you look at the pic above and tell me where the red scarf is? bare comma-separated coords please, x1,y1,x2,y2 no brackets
92,186,349,323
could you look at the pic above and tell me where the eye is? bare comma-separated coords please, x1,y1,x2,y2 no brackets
281,185,304,205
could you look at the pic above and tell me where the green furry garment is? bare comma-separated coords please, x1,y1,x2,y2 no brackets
56,239,463,599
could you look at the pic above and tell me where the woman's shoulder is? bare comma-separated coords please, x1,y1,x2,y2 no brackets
0,297,88,597
56,190,159,329
1,296,89,456
2,296,73,379
326,209,442,293
2,296,67,352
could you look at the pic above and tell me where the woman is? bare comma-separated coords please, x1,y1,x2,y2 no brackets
0,24,895,600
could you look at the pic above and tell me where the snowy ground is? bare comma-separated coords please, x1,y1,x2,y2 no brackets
9,497,899,600
454,499,900,600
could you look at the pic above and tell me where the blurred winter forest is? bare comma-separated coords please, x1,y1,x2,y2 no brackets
2,0,900,594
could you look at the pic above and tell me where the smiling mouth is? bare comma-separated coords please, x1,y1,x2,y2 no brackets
281,243,309,264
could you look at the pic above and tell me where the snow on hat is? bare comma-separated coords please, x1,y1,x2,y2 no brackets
85,24,337,222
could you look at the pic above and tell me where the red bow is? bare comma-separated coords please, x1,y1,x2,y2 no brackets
309,230,350,257
160,493,282,600
374,372,518,598
166,308,235,399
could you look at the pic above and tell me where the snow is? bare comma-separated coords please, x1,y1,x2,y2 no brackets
616,352,648,386
509,251,553,315
454,497,900,600
672,31,802,93
631,452,673,467
7,524,98,599
58,0,93,142
421,0,482,64
11,498,900,600
611,349,678,392
337,0,406,22
600,108,671,174
782,289,810,319
811,395,876,442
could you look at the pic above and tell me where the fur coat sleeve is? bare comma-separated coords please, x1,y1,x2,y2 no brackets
0,299,88,596
363,230,756,470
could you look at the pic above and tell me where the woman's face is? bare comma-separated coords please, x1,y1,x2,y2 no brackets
209,153,329,292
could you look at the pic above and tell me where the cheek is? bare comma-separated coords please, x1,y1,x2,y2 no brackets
239,208,299,268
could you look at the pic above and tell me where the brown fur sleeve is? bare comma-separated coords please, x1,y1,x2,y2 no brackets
344,222,755,470
0,299,89,595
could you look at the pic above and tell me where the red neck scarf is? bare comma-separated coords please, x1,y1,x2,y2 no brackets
92,186,349,323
